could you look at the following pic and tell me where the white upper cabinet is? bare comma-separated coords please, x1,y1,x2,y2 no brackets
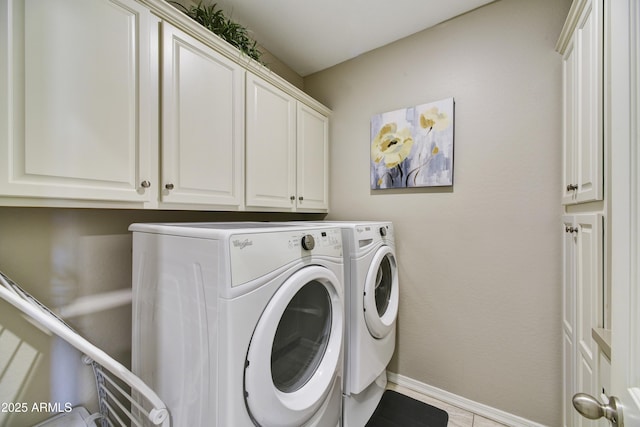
557,0,603,205
0,0,331,211
0,0,158,204
245,72,297,210
245,72,329,212
160,22,244,209
296,103,329,211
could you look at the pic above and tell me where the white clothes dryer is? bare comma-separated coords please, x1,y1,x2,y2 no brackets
281,221,399,426
341,222,398,427
129,222,345,427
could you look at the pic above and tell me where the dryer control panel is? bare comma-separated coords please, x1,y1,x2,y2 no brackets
355,223,394,249
229,228,342,287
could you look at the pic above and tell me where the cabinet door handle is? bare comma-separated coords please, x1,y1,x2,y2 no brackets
290,195,295,201
165,183,174,190
565,226,578,233
298,196,304,202
140,180,151,188
566,184,578,191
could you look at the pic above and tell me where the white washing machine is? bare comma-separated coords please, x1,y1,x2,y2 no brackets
129,222,345,427
281,221,399,426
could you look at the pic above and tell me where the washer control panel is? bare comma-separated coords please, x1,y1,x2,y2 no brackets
229,228,342,287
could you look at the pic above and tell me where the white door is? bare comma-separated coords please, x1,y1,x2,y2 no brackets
244,266,343,427
245,72,297,210
296,103,329,211
574,1,640,425
0,0,157,203
574,0,603,204
609,0,640,424
560,0,604,206
160,22,244,209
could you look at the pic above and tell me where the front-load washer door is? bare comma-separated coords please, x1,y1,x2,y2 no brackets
363,246,399,339
244,265,343,427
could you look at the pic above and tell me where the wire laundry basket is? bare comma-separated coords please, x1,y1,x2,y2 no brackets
0,270,170,427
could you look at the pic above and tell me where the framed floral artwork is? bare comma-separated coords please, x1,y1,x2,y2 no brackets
370,97,454,189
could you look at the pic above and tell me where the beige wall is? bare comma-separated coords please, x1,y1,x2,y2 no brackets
179,0,305,89
257,47,304,90
304,0,570,425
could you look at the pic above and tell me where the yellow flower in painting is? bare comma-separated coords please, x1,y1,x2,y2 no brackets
371,123,414,168
420,107,450,132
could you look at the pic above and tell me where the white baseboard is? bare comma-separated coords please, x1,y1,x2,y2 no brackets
387,371,549,427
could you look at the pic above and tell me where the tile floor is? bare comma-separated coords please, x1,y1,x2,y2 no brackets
387,383,510,427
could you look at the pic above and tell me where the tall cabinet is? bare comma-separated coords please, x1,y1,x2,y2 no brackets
556,0,607,426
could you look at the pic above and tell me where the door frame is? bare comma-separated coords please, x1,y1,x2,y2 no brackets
608,0,640,422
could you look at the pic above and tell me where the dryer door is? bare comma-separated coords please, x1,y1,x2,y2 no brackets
244,265,343,427
363,246,399,339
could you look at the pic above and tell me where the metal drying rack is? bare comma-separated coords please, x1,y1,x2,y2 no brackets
0,270,170,427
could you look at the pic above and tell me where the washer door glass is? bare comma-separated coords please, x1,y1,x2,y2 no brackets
364,246,399,339
244,265,343,427
272,280,332,393
373,254,393,316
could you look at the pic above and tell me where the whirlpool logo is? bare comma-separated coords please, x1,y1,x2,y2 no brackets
232,238,253,249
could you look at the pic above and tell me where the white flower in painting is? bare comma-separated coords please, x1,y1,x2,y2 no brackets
419,107,450,133
371,123,414,168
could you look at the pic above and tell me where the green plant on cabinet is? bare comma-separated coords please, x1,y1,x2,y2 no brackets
169,1,264,64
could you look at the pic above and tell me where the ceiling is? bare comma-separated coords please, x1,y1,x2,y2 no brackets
214,0,495,76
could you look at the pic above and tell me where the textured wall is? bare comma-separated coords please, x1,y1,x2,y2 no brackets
304,0,571,424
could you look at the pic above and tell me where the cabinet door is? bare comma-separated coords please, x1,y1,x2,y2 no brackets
563,214,603,426
561,40,578,205
161,22,244,209
561,0,603,205
0,0,157,203
245,72,296,210
574,0,603,204
574,213,602,426
296,103,329,211
562,216,577,427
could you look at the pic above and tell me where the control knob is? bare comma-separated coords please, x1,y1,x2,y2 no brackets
379,227,387,237
301,234,315,250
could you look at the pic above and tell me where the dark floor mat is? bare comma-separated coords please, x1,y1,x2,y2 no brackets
366,390,449,427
